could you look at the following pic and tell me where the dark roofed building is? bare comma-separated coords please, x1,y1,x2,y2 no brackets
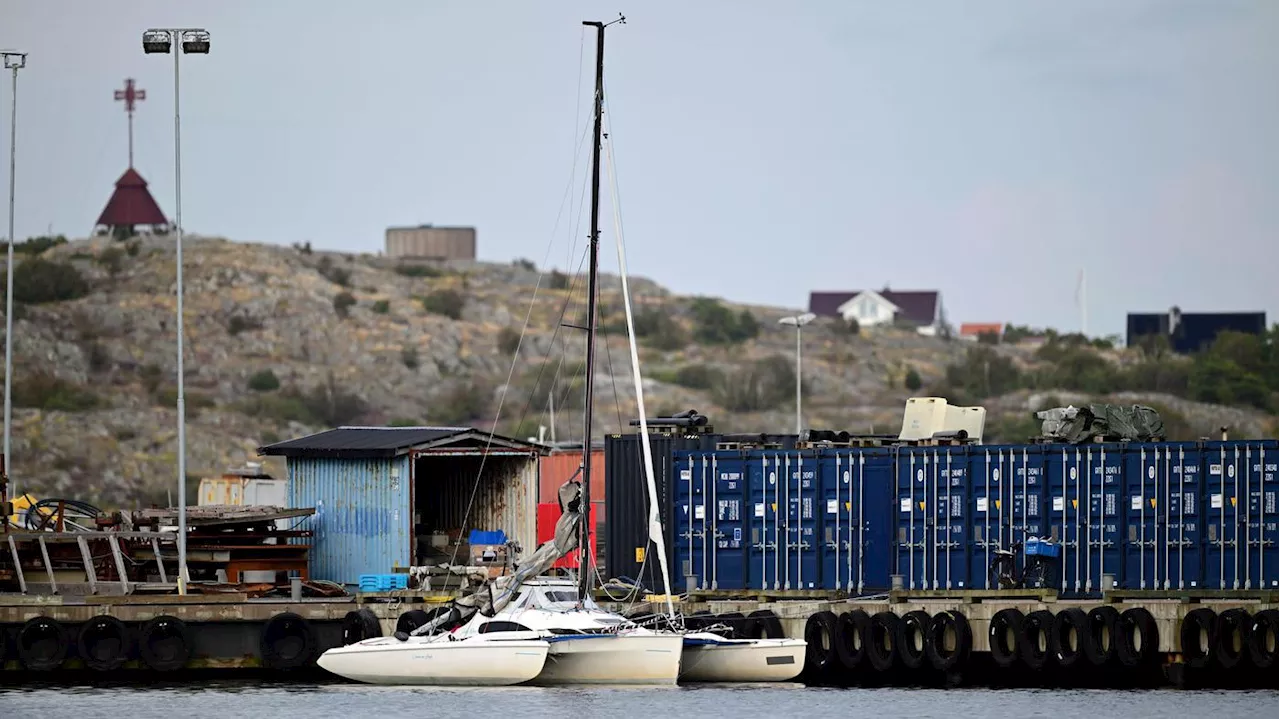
95,168,168,237
808,287,945,336
1126,307,1267,354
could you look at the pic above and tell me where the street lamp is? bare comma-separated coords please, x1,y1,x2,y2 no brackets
778,312,816,436
2,49,27,498
143,28,209,596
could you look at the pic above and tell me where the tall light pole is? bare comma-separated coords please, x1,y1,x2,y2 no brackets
2,50,27,496
143,28,209,595
778,312,815,436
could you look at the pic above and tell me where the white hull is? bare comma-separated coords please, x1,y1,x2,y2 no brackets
317,636,549,686
679,636,807,683
533,633,684,686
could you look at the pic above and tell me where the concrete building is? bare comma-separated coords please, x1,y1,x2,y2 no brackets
385,224,477,261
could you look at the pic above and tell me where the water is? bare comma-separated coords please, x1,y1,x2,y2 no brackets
0,682,1275,719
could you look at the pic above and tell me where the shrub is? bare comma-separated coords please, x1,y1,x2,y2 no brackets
498,327,522,356
548,270,570,290
513,258,537,272
84,341,110,374
333,291,356,318
227,315,263,336
248,369,281,392
845,318,861,335
431,381,492,425
977,331,1000,345
15,235,67,255
153,386,215,413
317,256,351,286
11,258,89,304
402,346,420,370
421,289,464,319
395,263,440,278
299,377,368,426
96,247,126,276
710,356,794,412
372,299,391,314
632,309,689,351
690,298,757,345
670,364,722,390
904,367,923,391
139,364,164,394
13,372,100,411
125,239,142,257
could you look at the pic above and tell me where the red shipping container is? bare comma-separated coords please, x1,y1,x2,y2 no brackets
537,502,598,570
539,449,605,505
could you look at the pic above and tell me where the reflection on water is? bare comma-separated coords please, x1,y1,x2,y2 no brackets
0,682,1275,719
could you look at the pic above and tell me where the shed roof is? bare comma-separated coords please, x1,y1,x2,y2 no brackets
95,168,168,228
257,425,541,459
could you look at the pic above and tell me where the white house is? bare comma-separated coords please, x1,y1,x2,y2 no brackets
808,288,945,336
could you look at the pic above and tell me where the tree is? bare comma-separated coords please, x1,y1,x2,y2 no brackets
10,258,89,304
248,369,281,392
333,291,356,318
904,367,923,391
421,289,464,319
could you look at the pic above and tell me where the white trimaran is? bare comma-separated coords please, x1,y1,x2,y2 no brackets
317,16,804,686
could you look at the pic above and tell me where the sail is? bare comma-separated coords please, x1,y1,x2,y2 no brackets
604,131,676,617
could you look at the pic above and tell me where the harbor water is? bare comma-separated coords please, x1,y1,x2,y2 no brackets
0,681,1275,718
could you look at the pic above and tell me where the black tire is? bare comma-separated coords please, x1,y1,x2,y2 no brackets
803,611,839,675
684,610,713,632
260,612,316,670
718,612,746,639
396,609,432,634
16,616,69,671
746,609,785,639
925,610,972,672
867,611,899,672
342,608,382,645
1117,607,1159,668
896,610,930,671
988,608,1023,669
77,615,132,671
1247,608,1277,672
1180,607,1216,670
1019,609,1054,671
138,615,192,672
835,610,869,671
1051,608,1088,669
1084,606,1119,667
1213,608,1250,671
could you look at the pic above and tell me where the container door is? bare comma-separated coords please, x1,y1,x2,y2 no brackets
859,450,895,593
1255,442,1279,590
1160,444,1204,590
1078,446,1123,593
968,448,1007,590
936,447,970,589
673,451,708,591
1046,447,1086,595
782,452,820,590
1205,443,1245,590
1122,446,1161,590
896,449,929,590
748,452,783,590
710,454,748,591
821,451,852,592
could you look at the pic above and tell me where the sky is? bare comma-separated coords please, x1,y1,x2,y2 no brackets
1,0,1276,339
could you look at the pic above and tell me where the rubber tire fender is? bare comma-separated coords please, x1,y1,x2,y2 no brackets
1247,608,1278,672
835,610,870,671
1116,607,1159,668
396,609,433,634
1019,609,1055,671
746,609,785,639
139,615,192,672
1179,607,1216,670
1084,606,1120,667
925,610,972,672
988,608,1024,669
866,611,900,672
78,615,132,671
896,610,931,671
260,612,317,670
1212,608,1250,671
1050,608,1088,669
17,616,69,671
717,612,746,639
342,608,383,645
803,611,839,675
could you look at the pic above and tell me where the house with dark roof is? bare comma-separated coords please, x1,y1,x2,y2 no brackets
808,287,945,336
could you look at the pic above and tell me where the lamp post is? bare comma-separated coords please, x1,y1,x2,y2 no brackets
143,28,209,595
778,312,815,436
2,50,26,494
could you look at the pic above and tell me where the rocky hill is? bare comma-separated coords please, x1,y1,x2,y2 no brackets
3,235,1274,507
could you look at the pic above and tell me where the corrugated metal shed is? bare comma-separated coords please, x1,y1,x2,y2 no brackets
262,426,544,586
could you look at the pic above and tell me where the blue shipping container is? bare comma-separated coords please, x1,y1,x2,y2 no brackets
896,448,971,590
1256,442,1279,590
1203,441,1278,590
966,447,1048,590
673,451,750,591
820,449,894,594
1121,443,1203,590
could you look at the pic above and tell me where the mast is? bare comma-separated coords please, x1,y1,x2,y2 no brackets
578,18,606,601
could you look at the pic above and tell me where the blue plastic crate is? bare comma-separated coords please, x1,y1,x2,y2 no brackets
469,529,507,546
1025,537,1060,559
359,573,408,592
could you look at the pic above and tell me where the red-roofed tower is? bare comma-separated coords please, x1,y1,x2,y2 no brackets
95,78,168,236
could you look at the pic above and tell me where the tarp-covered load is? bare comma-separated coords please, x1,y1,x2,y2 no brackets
1035,403,1166,444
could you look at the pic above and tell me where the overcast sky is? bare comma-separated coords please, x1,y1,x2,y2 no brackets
2,0,1276,338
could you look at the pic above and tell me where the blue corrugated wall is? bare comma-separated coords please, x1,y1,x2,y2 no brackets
287,456,412,585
